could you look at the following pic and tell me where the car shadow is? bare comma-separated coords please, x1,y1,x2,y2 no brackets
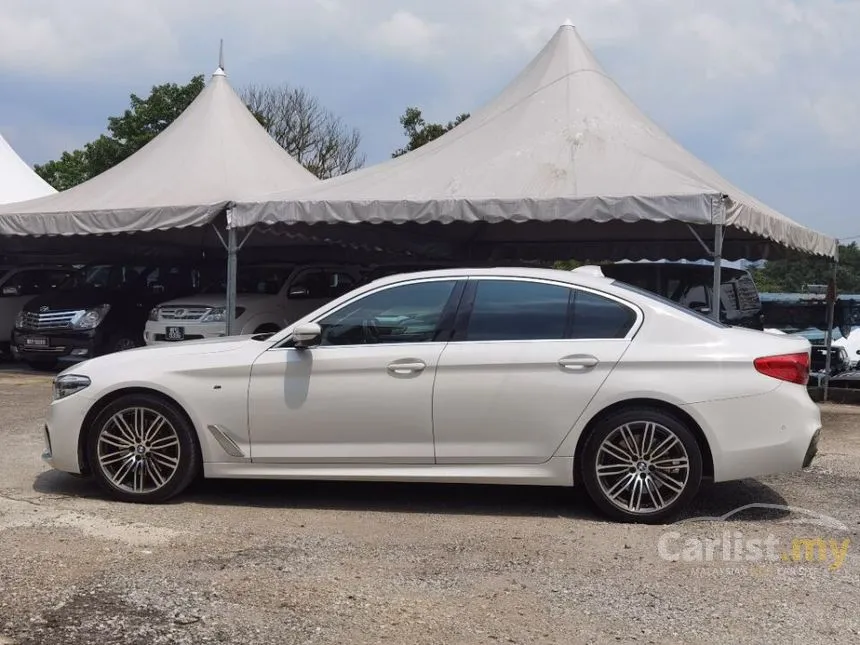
32,471,791,524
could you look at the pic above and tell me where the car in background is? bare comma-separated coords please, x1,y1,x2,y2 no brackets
44,265,819,523
13,263,209,369
601,263,763,329
0,264,75,357
144,263,361,345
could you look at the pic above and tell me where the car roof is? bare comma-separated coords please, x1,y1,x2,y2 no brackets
367,266,614,289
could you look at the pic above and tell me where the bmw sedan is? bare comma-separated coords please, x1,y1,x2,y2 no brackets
44,267,821,523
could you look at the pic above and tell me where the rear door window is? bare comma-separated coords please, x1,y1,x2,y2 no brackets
569,290,637,339
464,280,571,341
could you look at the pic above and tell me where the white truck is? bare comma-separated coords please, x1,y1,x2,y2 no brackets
144,263,361,345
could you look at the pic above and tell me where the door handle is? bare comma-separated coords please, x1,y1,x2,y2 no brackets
558,355,599,370
387,360,427,375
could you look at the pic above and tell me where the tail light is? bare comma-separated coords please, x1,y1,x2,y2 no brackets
754,352,810,385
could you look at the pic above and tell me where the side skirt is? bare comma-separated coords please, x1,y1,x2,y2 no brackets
203,457,575,487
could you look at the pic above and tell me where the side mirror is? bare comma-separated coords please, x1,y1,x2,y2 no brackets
288,285,310,299
1,285,20,296
292,322,321,349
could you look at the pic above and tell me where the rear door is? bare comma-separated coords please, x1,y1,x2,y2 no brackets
431,278,640,464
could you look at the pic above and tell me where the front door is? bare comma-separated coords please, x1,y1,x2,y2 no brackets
432,278,638,464
247,278,462,463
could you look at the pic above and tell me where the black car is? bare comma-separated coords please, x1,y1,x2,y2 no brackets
810,343,850,376
601,263,764,329
12,262,209,369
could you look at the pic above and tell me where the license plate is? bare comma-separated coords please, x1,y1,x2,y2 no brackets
24,336,48,347
165,326,185,341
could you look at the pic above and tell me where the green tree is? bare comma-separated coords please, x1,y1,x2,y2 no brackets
750,243,860,293
35,76,206,190
392,107,470,157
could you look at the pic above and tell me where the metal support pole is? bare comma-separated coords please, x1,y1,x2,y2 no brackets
822,261,838,401
711,221,724,322
225,226,238,336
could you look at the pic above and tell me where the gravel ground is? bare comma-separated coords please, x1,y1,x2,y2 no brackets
0,367,858,644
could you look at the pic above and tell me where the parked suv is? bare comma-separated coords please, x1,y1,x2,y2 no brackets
13,263,207,369
601,263,764,329
0,264,75,357
144,263,361,345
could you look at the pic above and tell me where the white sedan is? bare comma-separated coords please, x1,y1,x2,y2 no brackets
44,267,821,523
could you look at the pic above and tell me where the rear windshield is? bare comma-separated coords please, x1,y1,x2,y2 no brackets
611,280,727,328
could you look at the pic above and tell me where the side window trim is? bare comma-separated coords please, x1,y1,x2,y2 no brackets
451,276,642,343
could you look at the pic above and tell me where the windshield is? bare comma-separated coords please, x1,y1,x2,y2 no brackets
611,280,727,328
202,265,296,295
60,265,151,291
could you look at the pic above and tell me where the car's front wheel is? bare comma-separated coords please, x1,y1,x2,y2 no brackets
580,407,703,524
87,393,200,503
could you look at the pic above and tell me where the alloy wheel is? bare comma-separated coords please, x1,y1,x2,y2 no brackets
595,421,690,514
96,407,181,494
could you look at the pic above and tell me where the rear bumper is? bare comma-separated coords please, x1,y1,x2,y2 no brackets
12,328,101,364
684,383,821,482
802,428,820,468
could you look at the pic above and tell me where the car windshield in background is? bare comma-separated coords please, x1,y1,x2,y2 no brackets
60,265,151,291
202,266,296,295
611,280,727,327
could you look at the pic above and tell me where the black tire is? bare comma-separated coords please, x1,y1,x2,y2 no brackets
109,333,140,353
253,324,281,335
87,393,201,503
580,407,703,524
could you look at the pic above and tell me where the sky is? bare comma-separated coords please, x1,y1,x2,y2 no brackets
0,0,858,240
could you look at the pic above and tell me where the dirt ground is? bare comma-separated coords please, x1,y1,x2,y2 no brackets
0,368,858,645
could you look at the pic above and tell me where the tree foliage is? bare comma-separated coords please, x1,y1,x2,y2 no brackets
243,84,365,179
35,76,206,190
749,243,860,293
392,107,470,157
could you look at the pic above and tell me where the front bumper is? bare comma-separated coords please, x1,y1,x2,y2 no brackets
12,328,101,364
144,321,226,345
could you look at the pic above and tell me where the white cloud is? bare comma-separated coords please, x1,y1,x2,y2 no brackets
368,11,441,61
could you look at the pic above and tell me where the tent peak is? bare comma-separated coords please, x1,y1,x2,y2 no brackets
213,39,226,77
561,18,574,27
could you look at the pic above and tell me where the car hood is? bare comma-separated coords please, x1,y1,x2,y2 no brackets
61,334,265,378
24,288,126,312
158,293,278,308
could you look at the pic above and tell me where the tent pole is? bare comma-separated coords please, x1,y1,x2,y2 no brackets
822,260,838,401
225,225,238,336
711,221,724,322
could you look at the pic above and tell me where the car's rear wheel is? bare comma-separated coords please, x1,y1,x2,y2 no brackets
87,393,200,503
580,408,702,524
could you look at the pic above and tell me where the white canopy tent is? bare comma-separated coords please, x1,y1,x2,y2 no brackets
0,65,318,236
233,22,836,255
0,132,56,204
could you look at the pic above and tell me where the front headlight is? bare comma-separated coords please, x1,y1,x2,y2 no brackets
52,374,91,401
200,307,244,323
14,310,26,329
72,304,111,330
148,307,160,322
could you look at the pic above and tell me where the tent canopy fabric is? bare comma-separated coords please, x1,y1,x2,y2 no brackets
0,132,56,204
0,67,318,237
233,24,836,260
